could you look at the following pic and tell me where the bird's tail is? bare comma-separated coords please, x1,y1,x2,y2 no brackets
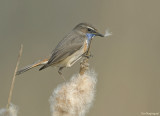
16,58,48,75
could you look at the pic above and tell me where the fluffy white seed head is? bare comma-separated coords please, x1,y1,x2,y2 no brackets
49,70,97,116
0,104,18,116
104,29,112,37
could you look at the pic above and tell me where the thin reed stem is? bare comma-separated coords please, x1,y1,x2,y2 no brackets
7,44,23,109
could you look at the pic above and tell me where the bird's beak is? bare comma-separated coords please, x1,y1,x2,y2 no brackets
95,32,104,37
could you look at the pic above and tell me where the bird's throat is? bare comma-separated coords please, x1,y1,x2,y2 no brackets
86,33,95,47
86,33,95,39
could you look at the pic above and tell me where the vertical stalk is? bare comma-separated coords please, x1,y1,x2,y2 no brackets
7,44,23,109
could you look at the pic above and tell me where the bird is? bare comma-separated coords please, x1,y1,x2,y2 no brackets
16,23,104,77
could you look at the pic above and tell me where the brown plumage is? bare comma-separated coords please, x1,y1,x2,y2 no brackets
16,23,104,76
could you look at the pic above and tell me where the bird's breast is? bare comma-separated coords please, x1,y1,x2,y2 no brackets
84,40,88,53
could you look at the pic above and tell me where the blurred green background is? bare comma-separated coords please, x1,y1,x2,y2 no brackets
0,0,160,116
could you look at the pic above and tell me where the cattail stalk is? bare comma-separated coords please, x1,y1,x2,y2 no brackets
7,44,23,109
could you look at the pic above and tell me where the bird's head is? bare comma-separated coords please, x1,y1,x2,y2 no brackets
74,23,104,39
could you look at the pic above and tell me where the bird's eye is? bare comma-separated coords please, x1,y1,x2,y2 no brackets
88,28,92,32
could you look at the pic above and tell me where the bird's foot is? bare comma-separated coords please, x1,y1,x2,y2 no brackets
58,67,66,81
84,52,93,59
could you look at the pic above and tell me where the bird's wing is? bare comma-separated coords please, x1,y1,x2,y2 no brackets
40,32,85,69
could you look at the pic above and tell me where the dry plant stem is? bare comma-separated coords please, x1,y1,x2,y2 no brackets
79,58,89,75
7,44,23,109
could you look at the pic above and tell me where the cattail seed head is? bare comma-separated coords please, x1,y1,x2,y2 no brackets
49,70,97,116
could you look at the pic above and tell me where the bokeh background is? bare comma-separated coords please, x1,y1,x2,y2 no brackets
0,0,160,116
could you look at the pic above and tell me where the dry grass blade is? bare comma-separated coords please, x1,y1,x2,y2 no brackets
7,44,23,109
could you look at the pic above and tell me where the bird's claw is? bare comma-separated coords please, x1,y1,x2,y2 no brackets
84,52,93,58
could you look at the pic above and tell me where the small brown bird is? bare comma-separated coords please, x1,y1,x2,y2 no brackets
16,23,104,76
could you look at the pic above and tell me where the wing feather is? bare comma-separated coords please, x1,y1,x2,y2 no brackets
40,31,85,70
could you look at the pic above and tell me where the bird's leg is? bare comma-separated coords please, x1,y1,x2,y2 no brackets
58,67,66,81
83,52,93,59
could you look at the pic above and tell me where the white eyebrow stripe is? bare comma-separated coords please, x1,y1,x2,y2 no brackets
86,26,95,30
